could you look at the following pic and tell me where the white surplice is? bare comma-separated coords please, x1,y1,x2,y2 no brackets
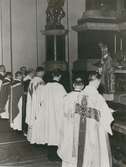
25,76,44,143
43,82,67,146
57,91,81,167
57,91,80,167
28,84,47,144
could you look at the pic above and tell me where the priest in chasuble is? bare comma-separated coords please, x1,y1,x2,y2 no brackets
58,72,114,167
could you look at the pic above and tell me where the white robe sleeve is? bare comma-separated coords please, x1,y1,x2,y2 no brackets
26,91,37,127
0,80,2,90
25,92,32,126
82,86,114,135
99,97,114,135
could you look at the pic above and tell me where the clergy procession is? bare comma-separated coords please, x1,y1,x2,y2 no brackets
0,64,114,167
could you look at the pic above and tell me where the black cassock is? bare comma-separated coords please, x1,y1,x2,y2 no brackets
10,80,24,131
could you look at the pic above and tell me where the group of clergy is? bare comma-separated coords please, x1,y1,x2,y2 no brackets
0,64,115,167
0,65,34,131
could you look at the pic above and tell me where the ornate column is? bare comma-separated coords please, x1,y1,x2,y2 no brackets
42,0,70,90
43,0,68,71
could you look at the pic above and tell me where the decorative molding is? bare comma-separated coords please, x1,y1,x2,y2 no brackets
72,22,119,32
42,29,68,36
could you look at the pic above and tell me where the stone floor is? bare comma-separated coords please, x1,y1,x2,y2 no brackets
0,119,126,167
0,119,61,167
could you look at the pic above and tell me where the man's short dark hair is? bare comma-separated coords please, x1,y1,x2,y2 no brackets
88,71,101,82
36,66,44,73
0,65,5,68
73,77,84,86
5,72,13,78
15,71,22,78
20,66,27,71
52,69,62,77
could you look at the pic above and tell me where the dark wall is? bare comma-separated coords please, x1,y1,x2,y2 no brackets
78,30,116,60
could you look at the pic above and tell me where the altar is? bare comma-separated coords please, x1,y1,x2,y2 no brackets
72,1,126,75
72,1,126,165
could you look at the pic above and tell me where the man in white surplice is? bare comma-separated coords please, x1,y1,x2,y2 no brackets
25,66,45,143
40,70,67,160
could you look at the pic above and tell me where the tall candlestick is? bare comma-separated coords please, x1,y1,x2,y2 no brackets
54,35,57,61
120,38,123,51
114,35,117,54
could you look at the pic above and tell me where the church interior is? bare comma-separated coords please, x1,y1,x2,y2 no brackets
0,0,126,166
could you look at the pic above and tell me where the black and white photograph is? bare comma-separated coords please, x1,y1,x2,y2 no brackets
0,0,125,166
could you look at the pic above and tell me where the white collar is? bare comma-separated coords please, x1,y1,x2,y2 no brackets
0,72,4,76
23,75,32,81
4,77,11,81
14,79,21,82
